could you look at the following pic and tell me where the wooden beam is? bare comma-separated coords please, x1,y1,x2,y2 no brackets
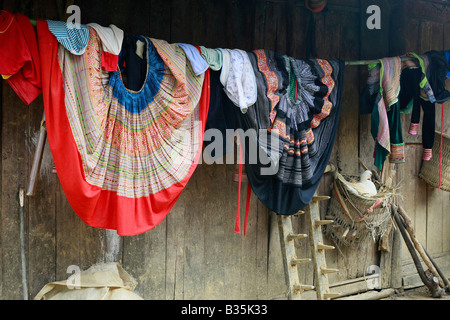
336,288,395,300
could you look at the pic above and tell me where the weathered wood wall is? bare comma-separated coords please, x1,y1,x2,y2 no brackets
394,1,450,289
0,0,448,300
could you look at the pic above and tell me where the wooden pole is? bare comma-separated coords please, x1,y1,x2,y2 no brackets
391,205,445,298
423,248,450,293
345,57,415,66
390,228,403,290
26,113,46,196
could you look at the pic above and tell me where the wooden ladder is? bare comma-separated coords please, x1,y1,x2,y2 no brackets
278,194,341,300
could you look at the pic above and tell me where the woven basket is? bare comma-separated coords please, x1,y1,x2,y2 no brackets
324,172,395,248
419,131,450,192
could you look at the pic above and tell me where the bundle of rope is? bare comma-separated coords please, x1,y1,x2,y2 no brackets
325,171,396,248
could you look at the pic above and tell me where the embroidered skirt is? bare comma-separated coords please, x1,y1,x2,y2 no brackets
237,50,345,215
37,22,209,236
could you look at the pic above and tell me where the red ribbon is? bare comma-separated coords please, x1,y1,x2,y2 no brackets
235,141,251,236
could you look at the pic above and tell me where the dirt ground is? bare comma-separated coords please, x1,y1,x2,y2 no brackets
383,286,450,300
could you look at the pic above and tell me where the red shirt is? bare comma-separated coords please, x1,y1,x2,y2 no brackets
0,10,41,105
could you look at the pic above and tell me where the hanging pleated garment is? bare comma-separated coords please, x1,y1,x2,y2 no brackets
37,22,210,236
235,49,345,216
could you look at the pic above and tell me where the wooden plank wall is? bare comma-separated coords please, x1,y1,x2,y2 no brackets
395,0,450,288
0,0,448,300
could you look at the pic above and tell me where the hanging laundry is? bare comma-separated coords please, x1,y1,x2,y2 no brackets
36,22,210,236
399,60,436,160
200,46,223,71
283,55,335,130
177,43,209,76
87,23,124,72
360,57,408,169
47,20,90,55
220,49,257,114
376,57,405,167
118,35,148,92
405,52,437,102
399,51,450,161
135,38,146,59
219,48,230,86
203,70,238,160
0,10,41,105
423,50,450,104
235,49,345,216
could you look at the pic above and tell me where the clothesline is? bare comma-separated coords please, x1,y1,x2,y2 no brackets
28,18,417,67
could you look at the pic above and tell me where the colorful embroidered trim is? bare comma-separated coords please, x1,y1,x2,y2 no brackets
409,123,419,135
253,49,280,124
380,57,401,107
389,143,405,163
269,119,288,140
305,128,315,145
311,59,335,129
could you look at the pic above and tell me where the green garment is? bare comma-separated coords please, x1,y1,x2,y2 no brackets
371,97,404,170
200,46,223,71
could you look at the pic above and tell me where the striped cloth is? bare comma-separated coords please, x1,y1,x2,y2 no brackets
370,57,405,169
372,57,402,153
380,57,401,108
68,34,205,198
47,20,89,55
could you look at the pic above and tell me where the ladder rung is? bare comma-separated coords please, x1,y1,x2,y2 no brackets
342,228,350,238
287,233,308,241
315,219,334,227
323,293,341,299
291,258,311,266
312,196,330,202
317,242,335,251
321,266,339,274
294,284,315,291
